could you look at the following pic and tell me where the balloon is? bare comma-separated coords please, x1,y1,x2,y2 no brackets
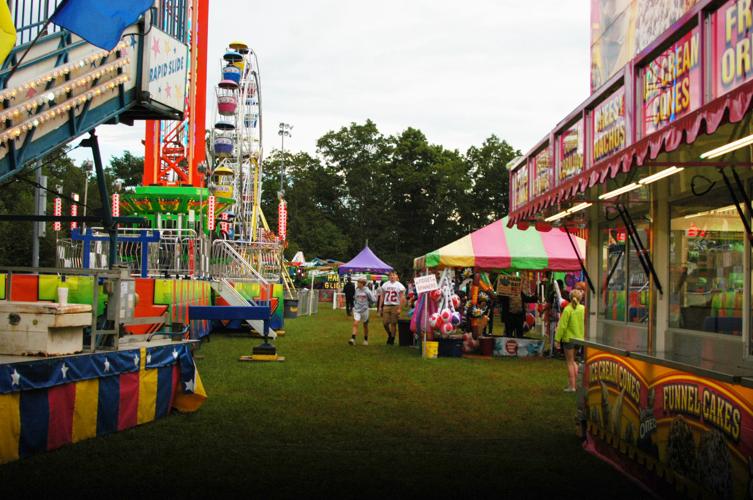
430,289,442,301
440,308,452,323
560,299,569,309
429,313,441,328
441,322,454,335
451,294,460,309
451,311,461,326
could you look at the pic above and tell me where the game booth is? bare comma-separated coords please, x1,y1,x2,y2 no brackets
412,217,586,359
506,1,753,497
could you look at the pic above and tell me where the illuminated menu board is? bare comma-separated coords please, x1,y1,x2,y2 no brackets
532,146,552,197
642,26,701,135
713,0,753,97
592,87,626,163
559,120,584,183
512,166,529,211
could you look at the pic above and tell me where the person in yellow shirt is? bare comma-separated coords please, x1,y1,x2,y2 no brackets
555,289,585,392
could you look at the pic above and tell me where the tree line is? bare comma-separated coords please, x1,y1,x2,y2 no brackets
261,120,519,276
0,120,519,275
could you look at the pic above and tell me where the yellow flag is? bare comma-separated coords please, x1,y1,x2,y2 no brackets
0,1,15,66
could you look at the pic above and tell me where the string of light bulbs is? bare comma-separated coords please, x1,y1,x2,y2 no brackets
0,74,130,144
0,57,131,126
0,41,129,103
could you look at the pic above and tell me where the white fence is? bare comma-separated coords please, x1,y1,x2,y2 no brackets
297,288,319,316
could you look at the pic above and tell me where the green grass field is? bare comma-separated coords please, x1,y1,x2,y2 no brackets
0,308,643,498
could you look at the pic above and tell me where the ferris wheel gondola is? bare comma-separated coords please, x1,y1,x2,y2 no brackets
210,42,265,242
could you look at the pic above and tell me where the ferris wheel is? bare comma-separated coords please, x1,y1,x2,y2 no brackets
211,41,264,241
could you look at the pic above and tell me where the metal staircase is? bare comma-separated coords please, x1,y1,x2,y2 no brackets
210,277,276,339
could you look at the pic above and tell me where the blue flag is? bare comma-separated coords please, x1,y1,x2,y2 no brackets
51,0,154,51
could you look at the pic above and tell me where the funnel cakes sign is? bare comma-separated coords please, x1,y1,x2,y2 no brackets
585,348,753,499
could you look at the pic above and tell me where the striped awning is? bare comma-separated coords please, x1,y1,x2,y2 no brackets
414,217,586,271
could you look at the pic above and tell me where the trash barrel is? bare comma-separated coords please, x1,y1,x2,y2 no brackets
479,336,495,356
398,319,413,346
284,299,298,319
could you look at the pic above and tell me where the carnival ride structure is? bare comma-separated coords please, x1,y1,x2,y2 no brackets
0,0,293,464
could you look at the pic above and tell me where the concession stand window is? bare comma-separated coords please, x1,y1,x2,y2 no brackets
506,2,753,495
596,179,651,352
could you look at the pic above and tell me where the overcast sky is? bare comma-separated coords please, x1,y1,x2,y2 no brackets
74,1,590,165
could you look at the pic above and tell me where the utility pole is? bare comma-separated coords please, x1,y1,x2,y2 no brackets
81,160,93,233
278,122,292,196
31,162,47,268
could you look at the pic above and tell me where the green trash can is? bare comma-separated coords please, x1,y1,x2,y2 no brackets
284,299,299,318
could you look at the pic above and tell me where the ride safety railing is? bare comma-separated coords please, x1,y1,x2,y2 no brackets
57,227,200,278
10,0,63,46
56,227,284,283
209,239,282,283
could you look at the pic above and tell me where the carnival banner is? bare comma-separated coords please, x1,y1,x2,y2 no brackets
642,26,701,135
714,0,753,97
511,166,528,211
585,348,753,499
558,121,584,183
591,0,700,92
493,337,544,358
592,87,626,163
531,146,553,198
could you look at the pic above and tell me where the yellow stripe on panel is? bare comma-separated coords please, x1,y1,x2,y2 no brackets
0,393,20,463
137,368,158,425
72,379,99,443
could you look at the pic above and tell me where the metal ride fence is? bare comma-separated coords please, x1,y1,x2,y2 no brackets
210,239,282,282
56,227,284,283
297,288,319,316
57,228,200,278
10,0,63,46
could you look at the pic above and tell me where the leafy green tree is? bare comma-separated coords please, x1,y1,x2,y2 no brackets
316,119,393,259
107,151,144,190
386,128,470,275
261,150,348,260
463,135,520,230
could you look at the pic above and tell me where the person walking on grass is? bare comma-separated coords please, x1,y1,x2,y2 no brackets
555,288,585,392
350,277,376,346
378,271,406,345
343,276,355,316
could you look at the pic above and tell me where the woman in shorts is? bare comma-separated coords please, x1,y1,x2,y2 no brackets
350,277,376,346
555,288,585,392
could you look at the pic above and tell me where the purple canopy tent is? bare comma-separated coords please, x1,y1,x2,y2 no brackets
338,246,394,275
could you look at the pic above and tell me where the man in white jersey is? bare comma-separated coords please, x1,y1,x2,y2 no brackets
378,271,406,345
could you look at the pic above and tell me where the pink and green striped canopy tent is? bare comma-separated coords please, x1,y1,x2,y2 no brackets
414,217,586,271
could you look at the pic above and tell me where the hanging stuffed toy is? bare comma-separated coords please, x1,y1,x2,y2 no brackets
429,312,441,328
426,268,464,339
